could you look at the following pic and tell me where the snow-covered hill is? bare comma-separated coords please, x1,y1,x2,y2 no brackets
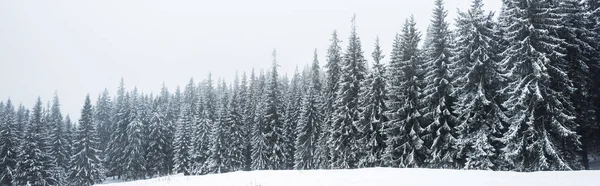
98,168,598,186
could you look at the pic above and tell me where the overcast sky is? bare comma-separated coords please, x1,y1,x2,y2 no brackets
0,0,502,120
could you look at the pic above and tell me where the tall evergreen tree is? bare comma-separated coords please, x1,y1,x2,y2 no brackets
317,30,343,169
0,99,18,185
193,76,213,174
16,97,57,186
123,89,146,180
421,0,459,169
384,16,428,168
226,75,246,172
329,15,368,169
145,96,169,177
106,79,130,178
356,37,388,168
68,95,104,186
207,81,231,173
251,71,269,170
556,0,600,170
452,0,504,170
49,93,69,179
264,50,287,169
285,67,302,169
499,0,580,171
94,89,112,161
294,49,324,170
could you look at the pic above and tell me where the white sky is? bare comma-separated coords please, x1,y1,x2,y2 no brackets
0,0,501,120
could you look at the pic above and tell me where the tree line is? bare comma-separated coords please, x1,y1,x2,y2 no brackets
1,0,600,185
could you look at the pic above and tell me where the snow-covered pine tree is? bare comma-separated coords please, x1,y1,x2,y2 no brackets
94,89,112,162
68,95,104,186
262,50,287,170
16,97,57,186
251,71,270,170
173,102,193,176
192,76,213,174
123,89,147,180
452,0,504,170
421,0,459,169
317,30,343,169
499,0,580,171
166,86,182,174
294,49,324,170
226,74,246,172
384,16,428,168
106,79,130,178
145,95,168,177
207,81,230,174
240,71,254,171
329,15,368,169
356,37,388,168
556,0,600,170
0,99,18,185
284,67,302,170
49,93,69,182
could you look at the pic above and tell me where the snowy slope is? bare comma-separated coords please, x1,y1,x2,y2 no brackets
98,168,599,186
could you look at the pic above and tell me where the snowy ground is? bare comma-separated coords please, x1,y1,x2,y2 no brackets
98,168,599,186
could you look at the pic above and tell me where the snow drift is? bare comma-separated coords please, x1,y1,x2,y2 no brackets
98,168,599,186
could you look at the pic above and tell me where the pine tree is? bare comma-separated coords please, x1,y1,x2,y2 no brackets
16,97,57,186
227,75,246,172
145,96,169,177
68,95,104,186
123,89,146,180
499,0,580,171
166,86,181,174
285,67,302,169
421,0,459,169
317,30,343,169
356,37,388,168
106,79,130,178
94,89,112,162
172,103,193,175
0,99,18,185
556,0,600,170
49,93,69,181
241,71,254,171
193,76,213,174
384,16,428,168
294,49,324,170
329,15,368,169
260,50,286,169
251,71,270,170
207,81,230,174
452,0,504,170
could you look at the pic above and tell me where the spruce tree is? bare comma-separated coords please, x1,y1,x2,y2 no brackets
356,37,388,168
207,81,230,173
172,103,193,175
261,50,286,169
329,15,368,169
499,0,580,171
317,30,343,169
452,0,503,170
251,71,270,170
421,0,459,169
106,79,130,178
556,0,600,170
68,95,104,186
285,68,302,169
384,16,428,168
193,76,213,174
123,89,146,180
49,93,69,179
16,97,57,186
145,96,168,176
294,49,324,170
0,99,18,185
227,75,246,172
94,89,112,161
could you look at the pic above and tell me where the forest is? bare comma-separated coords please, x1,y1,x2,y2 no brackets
1,0,600,185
